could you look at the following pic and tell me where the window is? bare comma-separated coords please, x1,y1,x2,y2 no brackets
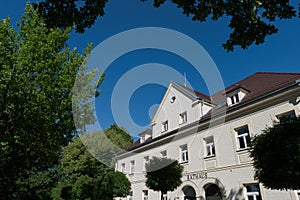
162,192,167,200
162,120,168,132
143,190,148,200
143,156,149,171
205,136,215,157
180,144,188,163
277,110,296,122
244,184,262,200
160,150,167,158
128,191,133,200
179,111,187,124
297,190,300,200
226,88,248,106
140,135,146,143
121,163,125,173
230,93,240,104
130,160,135,174
236,126,251,150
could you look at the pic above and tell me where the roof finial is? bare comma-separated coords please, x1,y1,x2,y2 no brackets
184,72,187,87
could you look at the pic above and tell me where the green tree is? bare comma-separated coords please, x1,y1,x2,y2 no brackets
0,4,101,199
52,137,131,200
145,157,183,200
34,0,299,51
250,117,300,190
105,123,133,149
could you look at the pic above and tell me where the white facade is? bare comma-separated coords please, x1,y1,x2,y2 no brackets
116,73,300,200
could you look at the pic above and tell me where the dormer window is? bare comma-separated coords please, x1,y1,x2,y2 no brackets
139,129,152,143
226,86,249,106
230,93,240,104
140,135,146,143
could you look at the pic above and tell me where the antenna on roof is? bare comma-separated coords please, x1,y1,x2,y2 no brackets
184,72,187,87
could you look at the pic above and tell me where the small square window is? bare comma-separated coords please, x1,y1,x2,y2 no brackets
180,144,188,163
179,112,187,124
205,136,215,157
160,150,167,158
296,190,300,200
244,183,262,200
236,125,251,150
162,121,168,132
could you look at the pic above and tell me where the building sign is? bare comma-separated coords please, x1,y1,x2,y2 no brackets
186,172,207,180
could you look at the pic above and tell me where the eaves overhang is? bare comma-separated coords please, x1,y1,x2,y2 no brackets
117,78,300,157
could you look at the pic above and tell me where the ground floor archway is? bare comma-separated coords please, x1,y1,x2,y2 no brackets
182,185,196,200
204,183,223,200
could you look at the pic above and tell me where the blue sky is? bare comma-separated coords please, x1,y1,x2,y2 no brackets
1,0,300,137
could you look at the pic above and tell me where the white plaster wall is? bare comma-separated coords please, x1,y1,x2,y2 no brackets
152,86,212,139
152,86,199,138
116,91,300,200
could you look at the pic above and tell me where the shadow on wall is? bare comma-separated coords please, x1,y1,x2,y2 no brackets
226,187,244,200
197,187,243,200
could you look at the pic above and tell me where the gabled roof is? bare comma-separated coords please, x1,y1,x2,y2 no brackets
121,72,300,153
173,82,211,102
151,82,213,123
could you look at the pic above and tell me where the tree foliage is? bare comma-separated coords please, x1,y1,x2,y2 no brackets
0,4,101,199
145,157,183,200
105,123,133,149
52,137,131,200
250,117,300,190
34,0,299,51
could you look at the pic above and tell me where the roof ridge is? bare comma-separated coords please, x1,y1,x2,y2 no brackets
221,71,300,94
172,81,210,99
255,72,300,75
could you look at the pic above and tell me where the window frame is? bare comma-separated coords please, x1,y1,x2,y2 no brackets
276,110,296,122
162,192,167,200
180,144,189,163
143,156,149,171
244,183,262,200
128,191,133,200
179,111,187,124
235,125,251,150
161,120,169,132
160,150,167,158
140,135,146,143
230,93,240,105
121,163,125,173
296,190,300,200
129,160,135,174
205,136,215,157
142,190,148,200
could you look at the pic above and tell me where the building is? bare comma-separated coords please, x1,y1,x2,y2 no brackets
115,72,300,200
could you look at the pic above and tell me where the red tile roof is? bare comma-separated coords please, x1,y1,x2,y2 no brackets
124,136,152,151
122,72,300,152
212,72,300,105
